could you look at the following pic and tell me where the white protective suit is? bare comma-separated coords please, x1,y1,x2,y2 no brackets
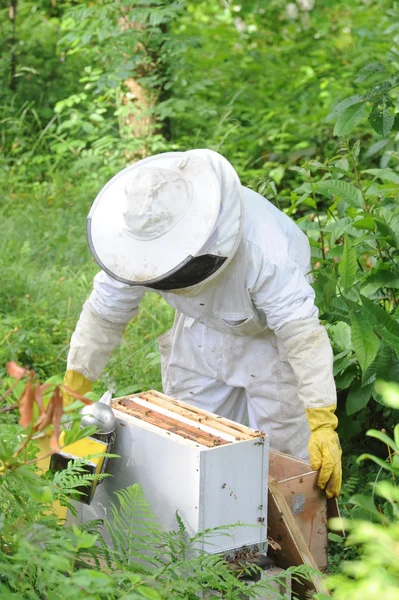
68,150,336,460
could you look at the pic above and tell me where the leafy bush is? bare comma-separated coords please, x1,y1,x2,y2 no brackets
316,381,399,600
283,61,399,436
1,1,399,590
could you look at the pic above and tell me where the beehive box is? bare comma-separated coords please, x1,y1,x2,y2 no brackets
73,390,269,553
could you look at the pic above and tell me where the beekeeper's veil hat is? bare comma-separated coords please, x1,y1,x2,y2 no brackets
87,149,243,290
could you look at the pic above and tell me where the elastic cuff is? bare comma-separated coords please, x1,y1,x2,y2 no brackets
306,405,338,432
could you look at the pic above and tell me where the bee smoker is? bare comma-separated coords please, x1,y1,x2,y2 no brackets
50,391,116,505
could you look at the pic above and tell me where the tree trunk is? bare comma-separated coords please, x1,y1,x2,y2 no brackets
118,12,156,147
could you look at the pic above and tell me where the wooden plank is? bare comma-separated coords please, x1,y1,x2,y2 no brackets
277,472,328,571
268,477,328,597
269,451,328,572
124,390,262,441
140,391,250,439
327,497,345,538
269,450,312,480
114,400,230,448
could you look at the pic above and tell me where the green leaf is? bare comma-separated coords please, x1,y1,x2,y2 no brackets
324,217,353,246
392,113,399,132
328,532,344,544
366,429,399,454
365,139,390,157
329,297,351,318
334,102,368,137
374,217,398,248
357,452,395,474
334,350,352,367
379,329,399,360
365,182,380,197
362,167,399,184
29,484,54,504
330,321,353,352
352,140,361,159
137,588,162,600
326,94,364,122
335,364,357,390
72,524,98,550
375,346,396,380
362,270,399,290
351,313,380,373
289,166,309,177
360,294,399,337
374,480,399,504
323,279,336,308
349,493,388,523
339,235,358,289
269,165,285,185
317,179,364,208
369,97,395,136
346,383,372,416
360,295,399,358
366,80,393,99
374,381,399,409
333,156,350,174
355,62,385,82
352,216,375,231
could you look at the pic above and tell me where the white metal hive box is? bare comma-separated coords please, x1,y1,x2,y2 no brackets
73,390,269,553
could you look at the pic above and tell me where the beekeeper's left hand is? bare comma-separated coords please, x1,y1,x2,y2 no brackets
306,405,342,499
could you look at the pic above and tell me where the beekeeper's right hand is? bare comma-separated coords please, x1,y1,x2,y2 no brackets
62,370,92,407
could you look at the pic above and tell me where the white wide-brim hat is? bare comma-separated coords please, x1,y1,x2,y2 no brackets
87,151,240,286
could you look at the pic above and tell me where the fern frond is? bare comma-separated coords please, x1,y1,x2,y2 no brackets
341,473,359,498
52,457,109,493
107,484,160,570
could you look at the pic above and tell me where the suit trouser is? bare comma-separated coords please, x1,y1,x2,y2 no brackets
159,312,310,461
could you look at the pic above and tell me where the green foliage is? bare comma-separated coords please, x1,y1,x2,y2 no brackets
317,384,399,600
287,49,399,423
0,370,306,599
1,0,399,592
293,133,399,420
0,420,304,599
327,60,399,139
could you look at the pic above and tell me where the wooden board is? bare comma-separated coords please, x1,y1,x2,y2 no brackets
113,390,263,441
268,477,328,597
276,472,328,571
113,398,230,448
327,497,345,538
269,450,312,480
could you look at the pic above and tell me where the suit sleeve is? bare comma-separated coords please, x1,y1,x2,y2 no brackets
251,258,336,409
67,270,146,381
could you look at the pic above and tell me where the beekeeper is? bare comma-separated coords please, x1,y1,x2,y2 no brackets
64,149,342,498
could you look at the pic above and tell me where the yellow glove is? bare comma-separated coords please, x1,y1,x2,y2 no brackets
306,405,342,499
62,369,92,407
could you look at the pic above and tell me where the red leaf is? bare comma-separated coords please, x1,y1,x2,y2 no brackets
19,374,35,428
34,384,45,415
62,385,93,405
34,398,54,432
6,361,30,380
50,387,63,453
39,383,52,394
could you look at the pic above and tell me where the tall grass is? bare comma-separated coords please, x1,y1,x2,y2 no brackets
0,167,174,394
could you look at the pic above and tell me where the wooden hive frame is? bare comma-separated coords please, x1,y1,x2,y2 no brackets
112,389,264,448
